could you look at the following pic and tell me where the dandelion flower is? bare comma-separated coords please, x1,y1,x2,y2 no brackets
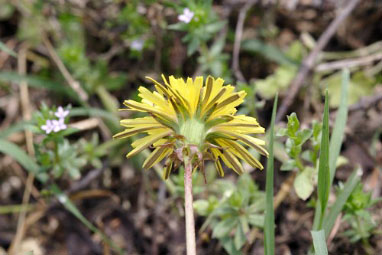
178,8,194,23
114,75,268,179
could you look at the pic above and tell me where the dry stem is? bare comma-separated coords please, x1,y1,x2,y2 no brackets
8,45,35,255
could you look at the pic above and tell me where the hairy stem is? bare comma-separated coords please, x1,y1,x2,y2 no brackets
184,157,196,255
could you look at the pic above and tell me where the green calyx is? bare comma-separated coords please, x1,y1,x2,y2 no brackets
179,118,206,148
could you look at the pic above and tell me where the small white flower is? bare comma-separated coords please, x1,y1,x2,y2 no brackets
178,8,194,23
131,39,144,51
41,120,54,134
52,118,67,132
55,106,69,119
57,194,68,203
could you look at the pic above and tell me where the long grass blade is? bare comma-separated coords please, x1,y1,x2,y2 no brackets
49,184,124,254
0,204,34,214
264,95,278,255
329,69,349,184
311,230,328,255
323,167,361,238
0,72,81,103
0,139,45,182
314,90,330,230
0,40,17,57
0,121,34,139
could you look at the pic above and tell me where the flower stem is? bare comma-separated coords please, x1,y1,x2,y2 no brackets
184,156,196,255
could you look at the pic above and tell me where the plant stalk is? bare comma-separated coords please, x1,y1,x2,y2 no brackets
184,157,196,255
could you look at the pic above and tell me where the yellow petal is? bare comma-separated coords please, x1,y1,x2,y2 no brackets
127,130,172,158
219,139,263,169
222,150,244,175
142,146,173,169
113,126,163,139
220,132,268,156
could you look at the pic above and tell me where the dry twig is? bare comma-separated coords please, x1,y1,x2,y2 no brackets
8,45,35,255
276,0,360,122
232,0,258,82
316,52,382,72
42,36,89,102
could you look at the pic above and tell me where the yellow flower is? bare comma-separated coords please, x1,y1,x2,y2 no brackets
114,75,268,179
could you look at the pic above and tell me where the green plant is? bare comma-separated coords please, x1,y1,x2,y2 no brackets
342,183,379,243
168,0,226,56
277,113,321,200
194,174,265,255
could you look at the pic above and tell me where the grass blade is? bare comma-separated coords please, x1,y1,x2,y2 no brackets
49,184,124,254
242,39,298,66
70,107,120,131
0,204,34,214
0,72,81,103
311,230,328,255
0,40,17,57
264,95,278,255
314,90,330,230
323,167,360,238
0,139,45,182
0,121,35,139
329,69,349,184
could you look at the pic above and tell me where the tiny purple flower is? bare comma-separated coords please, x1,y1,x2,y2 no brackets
178,8,194,23
52,118,67,132
41,120,54,134
131,39,144,51
55,106,69,119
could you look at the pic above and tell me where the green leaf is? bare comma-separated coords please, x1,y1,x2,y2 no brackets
325,70,375,107
248,214,264,227
0,139,47,183
329,69,349,185
280,159,297,171
311,230,328,255
0,40,17,57
294,167,316,200
167,22,188,31
287,112,299,137
234,223,246,250
317,90,330,221
264,95,277,255
255,66,297,99
204,20,226,34
323,167,360,238
220,236,243,255
242,39,297,66
193,200,210,216
212,218,237,238
298,129,313,145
